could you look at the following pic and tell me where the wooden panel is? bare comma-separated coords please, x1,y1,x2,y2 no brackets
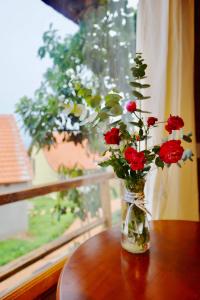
195,0,200,210
195,0,200,143
0,172,114,206
1,257,67,300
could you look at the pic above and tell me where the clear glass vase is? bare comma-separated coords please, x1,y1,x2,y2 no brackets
121,179,150,254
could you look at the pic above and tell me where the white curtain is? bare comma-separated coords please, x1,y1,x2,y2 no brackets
137,0,199,220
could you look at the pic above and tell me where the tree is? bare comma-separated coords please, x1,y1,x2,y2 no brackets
16,0,136,151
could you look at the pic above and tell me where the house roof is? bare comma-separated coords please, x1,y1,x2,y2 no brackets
43,133,99,172
41,0,95,23
0,115,32,184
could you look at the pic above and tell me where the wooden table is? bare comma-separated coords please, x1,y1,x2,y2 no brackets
57,221,200,300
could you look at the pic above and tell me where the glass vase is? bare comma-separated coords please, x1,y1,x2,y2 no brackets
121,179,150,254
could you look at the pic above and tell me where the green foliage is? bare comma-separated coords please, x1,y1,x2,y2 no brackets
57,164,83,178
130,53,151,100
0,196,74,266
16,95,65,149
16,24,90,150
182,132,192,143
152,145,160,154
16,0,137,151
80,53,176,184
155,157,164,169
54,166,101,221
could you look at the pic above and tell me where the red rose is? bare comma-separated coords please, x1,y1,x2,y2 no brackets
165,115,184,134
124,147,145,171
126,101,137,112
159,140,184,164
104,128,120,145
130,152,146,171
124,147,137,163
147,117,158,127
165,123,173,134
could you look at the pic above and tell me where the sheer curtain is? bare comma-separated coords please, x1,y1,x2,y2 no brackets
136,0,199,220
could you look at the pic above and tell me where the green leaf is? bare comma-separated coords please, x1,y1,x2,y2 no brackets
152,145,160,154
109,104,123,116
132,90,150,100
38,46,46,59
182,134,192,143
143,150,151,155
119,122,127,131
143,165,151,172
130,82,141,88
99,160,112,167
90,95,101,108
106,98,119,107
77,88,92,98
146,154,155,163
98,111,108,121
129,121,140,127
155,157,164,169
138,119,144,127
141,84,151,88
105,93,122,103
131,64,147,78
130,82,150,89
74,82,81,90
132,90,143,98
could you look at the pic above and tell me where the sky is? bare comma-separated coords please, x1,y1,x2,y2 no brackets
0,0,78,115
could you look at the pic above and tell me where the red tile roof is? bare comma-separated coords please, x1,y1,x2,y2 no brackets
0,115,32,184
43,133,99,171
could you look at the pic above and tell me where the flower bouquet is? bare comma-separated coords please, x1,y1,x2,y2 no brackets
76,53,193,253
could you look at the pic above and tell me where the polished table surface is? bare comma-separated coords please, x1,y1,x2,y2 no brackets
57,221,200,300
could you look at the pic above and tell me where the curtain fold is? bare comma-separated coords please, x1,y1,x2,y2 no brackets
137,0,199,220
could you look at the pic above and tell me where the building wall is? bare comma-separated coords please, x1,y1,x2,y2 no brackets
0,201,29,240
0,182,30,240
31,146,58,185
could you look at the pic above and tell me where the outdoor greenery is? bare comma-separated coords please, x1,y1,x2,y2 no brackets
0,182,119,266
55,166,101,221
0,197,74,266
5,1,137,263
15,24,88,151
16,0,136,151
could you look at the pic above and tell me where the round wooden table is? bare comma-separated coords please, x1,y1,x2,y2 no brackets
57,221,200,300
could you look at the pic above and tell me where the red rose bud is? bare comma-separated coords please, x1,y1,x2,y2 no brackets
126,101,137,112
104,128,120,145
136,135,140,141
147,117,158,127
159,140,184,164
165,115,184,133
124,147,137,163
